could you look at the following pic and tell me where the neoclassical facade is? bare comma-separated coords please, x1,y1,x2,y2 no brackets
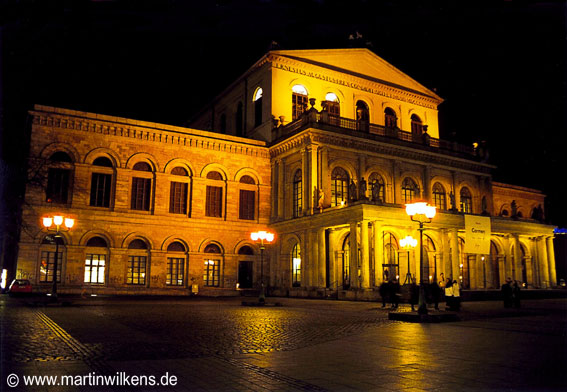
16,49,557,297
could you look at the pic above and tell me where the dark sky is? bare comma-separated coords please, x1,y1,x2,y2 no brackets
1,0,566,226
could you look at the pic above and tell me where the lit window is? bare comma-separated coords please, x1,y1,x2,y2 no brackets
254,87,263,127
460,187,473,214
39,235,64,283
331,167,349,207
292,85,308,120
253,88,263,101
166,242,186,286
84,236,108,284
204,244,221,287
325,92,338,102
342,235,350,288
127,239,148,285
324,92,340,117
292,243,301,287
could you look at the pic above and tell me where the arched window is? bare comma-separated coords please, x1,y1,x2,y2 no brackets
131,162,153,211
292,243,301,287
331,167,349,207
204,243,221,287
293,169,302,217
206,171,223,217
239,175,256,220
46,151,73,204
292,85,308,120
432,183,446,211
368,172,385,203
460,187,473,214
90,157,114,208
401,178,419,203
40,235,65,283
127,239,148,285
324,92,340,117
238,246,254,255
253,87,263,127
85,236,108,285
170,167,190,215
166,241,186,286
384,107,397,128
383,232,398,281
411,114,423,136
342,235,350,289
501,209,509,217
235,102,243,137
356,100,369,131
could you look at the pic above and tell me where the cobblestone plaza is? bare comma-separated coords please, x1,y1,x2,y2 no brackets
1,296,566,391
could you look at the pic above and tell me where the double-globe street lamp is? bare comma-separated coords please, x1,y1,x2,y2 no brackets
42,214,75,299
405,201,436,315
250,230,275,303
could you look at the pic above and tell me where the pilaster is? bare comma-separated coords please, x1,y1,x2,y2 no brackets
360,221,370,289
349,222,359,289
546,237,557,286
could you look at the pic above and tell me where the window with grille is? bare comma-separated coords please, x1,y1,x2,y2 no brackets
127,256,146,285
170,182,188,214
432,183,446,211
331,167,349,207
402,178,419,203
167,258,184,286
203,259,220,287
46,168,71,204
90,173,112,207
460,187,473,213
292,86,308,120
131,177,151,210
411,114,423,135
206,186,222,217
39,250,62,283
239,190,255,220
84,254,105,284
385,107,397,128
293,170,302,217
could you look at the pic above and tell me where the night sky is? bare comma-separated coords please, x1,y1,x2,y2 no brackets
1,0,566,229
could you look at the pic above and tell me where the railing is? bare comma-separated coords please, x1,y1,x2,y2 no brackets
274,111,478,158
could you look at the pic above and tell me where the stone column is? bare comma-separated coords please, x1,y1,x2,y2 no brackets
441,229,450,281
271,161,277,219
392,160,398,204
450,228,460,282
308,144,319,214
301,148,308,215
537,236,550,288
360,221,370,289
318,228,326,288
373,222,384,285
328,229,337,290
349,222,359,289
546,237,557,286
512,234,522,281
277,159,285,219
502,235,512,280
321,147,330,207
309,230,318,289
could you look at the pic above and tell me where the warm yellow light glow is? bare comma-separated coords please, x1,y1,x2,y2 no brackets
400,235,417,248
251,231,275,243
460,264,464,268
253,87,263,101
64,218,74,229
292,84,308,95
405,202,436,219
42,217,53,228
0,269,6,290
53,215,63,226
325,92,338,102
340,200,345,207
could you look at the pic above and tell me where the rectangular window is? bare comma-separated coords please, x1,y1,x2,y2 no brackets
169,182,188,214
84,254,105,284
239,190,255,220
90,173,112,207
293,180,302,217
331,180,347,207
206,186,222,217
127,256,146,285
166,257,185,286
40,251,62,283
131,177,151,211
292,93,308,120
203,259,220,287
46,168,70,204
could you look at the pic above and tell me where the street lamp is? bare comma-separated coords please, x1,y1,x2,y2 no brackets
250,230,275,303
405,201,436,314
42,214,75,300
400,235,417,285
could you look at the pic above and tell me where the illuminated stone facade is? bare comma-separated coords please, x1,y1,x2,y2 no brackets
16,49,557,297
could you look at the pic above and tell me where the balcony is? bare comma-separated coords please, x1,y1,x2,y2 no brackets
272,110,484,161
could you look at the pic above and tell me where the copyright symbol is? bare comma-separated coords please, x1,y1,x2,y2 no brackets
7,374,19,387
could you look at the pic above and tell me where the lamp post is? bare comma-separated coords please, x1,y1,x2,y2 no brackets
42,215,75,300
400,235,417,285
405,201,436,314
250,230,275,303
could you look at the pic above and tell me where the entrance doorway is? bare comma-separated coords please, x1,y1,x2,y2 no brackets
238,261,253,288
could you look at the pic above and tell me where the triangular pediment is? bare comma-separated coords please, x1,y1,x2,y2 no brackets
271,48,442,103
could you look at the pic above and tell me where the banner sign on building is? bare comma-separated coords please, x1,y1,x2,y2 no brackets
464,215,491,254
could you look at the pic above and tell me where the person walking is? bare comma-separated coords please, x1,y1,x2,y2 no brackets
501,277,513,308
390,279,401,309
512,280,522,308
452,279,461,311
379,280,389,308
444,278,453,311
